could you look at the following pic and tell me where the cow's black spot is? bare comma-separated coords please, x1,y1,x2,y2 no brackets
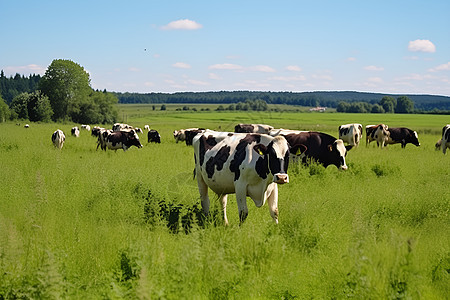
199,135,219,166
205,145,231,178
339,127,349,136
230,134,260,181
255,155,269,179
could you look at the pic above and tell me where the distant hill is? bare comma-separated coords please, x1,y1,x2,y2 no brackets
114,91,450,111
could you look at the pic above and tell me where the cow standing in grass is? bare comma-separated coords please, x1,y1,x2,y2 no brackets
441,125,450,154
193,133,290,225
52,130,65,149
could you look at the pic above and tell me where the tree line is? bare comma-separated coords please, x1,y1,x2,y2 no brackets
336,96,415,114
0,60,118,124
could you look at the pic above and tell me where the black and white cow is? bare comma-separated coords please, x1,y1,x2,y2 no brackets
234,123,274,134
104,130,142,151
366,124,390,147
193,133,290,225
147,129,161,143
81,124,91,131
52,129,65,149
386,127,420,148
173,128,205,144
71,126,80,137
112,123,134,132
280,131,351,170
97,129,112,150
339,123,363,147
91,126,104,137
441,124,450,154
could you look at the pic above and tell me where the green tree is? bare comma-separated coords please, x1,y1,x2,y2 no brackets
10,93,30,119
0,95,10,122
379,96,396,113
371,104,385,113
396,96,414,113
336,101,350,112
39,59,91,121
28,91,53,122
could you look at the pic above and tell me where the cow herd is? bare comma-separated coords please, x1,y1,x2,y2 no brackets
49,121,449,225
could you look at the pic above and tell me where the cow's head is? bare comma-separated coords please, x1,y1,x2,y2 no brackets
128,130,143,148
254,136,290,184
412,131,420,146
327,139,350,170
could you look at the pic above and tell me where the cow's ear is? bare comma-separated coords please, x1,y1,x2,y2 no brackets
346,145,353,151
327,144,333,152
253,144,268,156
291,144,307,156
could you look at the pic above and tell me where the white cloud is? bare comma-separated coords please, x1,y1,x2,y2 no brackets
208,63,243,70
312,74,333,81
270,75,306,82
129,67,140,72
208,73,221,80
4,64,46,75
161,19,203,30
408,39,436,53
249,65,276,73
367,77,383,83
347,57,357,62
144,82,154,87
285,65,302,72
428,62,450,72
364,65,384,71
172,62,191,69
186,79,209,86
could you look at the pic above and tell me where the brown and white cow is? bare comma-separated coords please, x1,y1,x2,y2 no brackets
104,130,142,151
193,133,290,225
71,126,80,137
441,125,450,154
52,129,65,149
366,124,389,148
386,127,420,148
234,123,274,134
339,123,363,147
280,131,351,170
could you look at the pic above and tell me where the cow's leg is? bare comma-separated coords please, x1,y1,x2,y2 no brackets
235,183,248,224
218,194,229,226
266,183,279,224
197,175,210,216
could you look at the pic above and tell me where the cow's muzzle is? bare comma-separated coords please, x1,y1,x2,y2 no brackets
274,173,289,184
340,165,348,171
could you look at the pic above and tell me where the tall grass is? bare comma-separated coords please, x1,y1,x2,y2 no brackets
0,111,449,298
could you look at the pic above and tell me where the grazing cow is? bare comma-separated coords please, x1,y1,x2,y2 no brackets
147,129,161,143
339,123,363,147
97,129,112,150
441,125,450,154
135,127,143,134
435,139,442,151
81,124,91,131
366,124,390,147
234,123,274,134
71,126,80,137
24,124,30,128
104,130,143,151
281,131,351,170
52,130,65,149
386,127,420,148
269,128,307,136
193,133,290,225
184,128,206,146
173,128,204,144
91,126,104,137
112,123,134,132
144,125,150,131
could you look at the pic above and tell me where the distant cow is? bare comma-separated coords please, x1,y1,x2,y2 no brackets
105,130,142,151
81,124,91,131
386,127,420,148
173,128,205,144
281,131,351,170
366,124,389,148
441,125,450,154
52,130,65,149
234,123,274,134
24,124,30,128
144,125,150,131
193,133,290,225
91,126,104,137
135,127,143,134
71,126,80,137
339,123,363,147
112,123,134,132
147,129,161,143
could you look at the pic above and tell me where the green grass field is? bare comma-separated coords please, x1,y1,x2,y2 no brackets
0,108,449,299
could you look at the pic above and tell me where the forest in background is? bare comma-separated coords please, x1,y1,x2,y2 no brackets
1,70,450,116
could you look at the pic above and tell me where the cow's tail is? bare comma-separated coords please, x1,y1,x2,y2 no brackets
193,168,196,179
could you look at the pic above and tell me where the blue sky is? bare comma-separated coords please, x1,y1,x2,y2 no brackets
1,0,449,95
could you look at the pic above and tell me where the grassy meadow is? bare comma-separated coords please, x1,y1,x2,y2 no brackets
0,106,449,299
